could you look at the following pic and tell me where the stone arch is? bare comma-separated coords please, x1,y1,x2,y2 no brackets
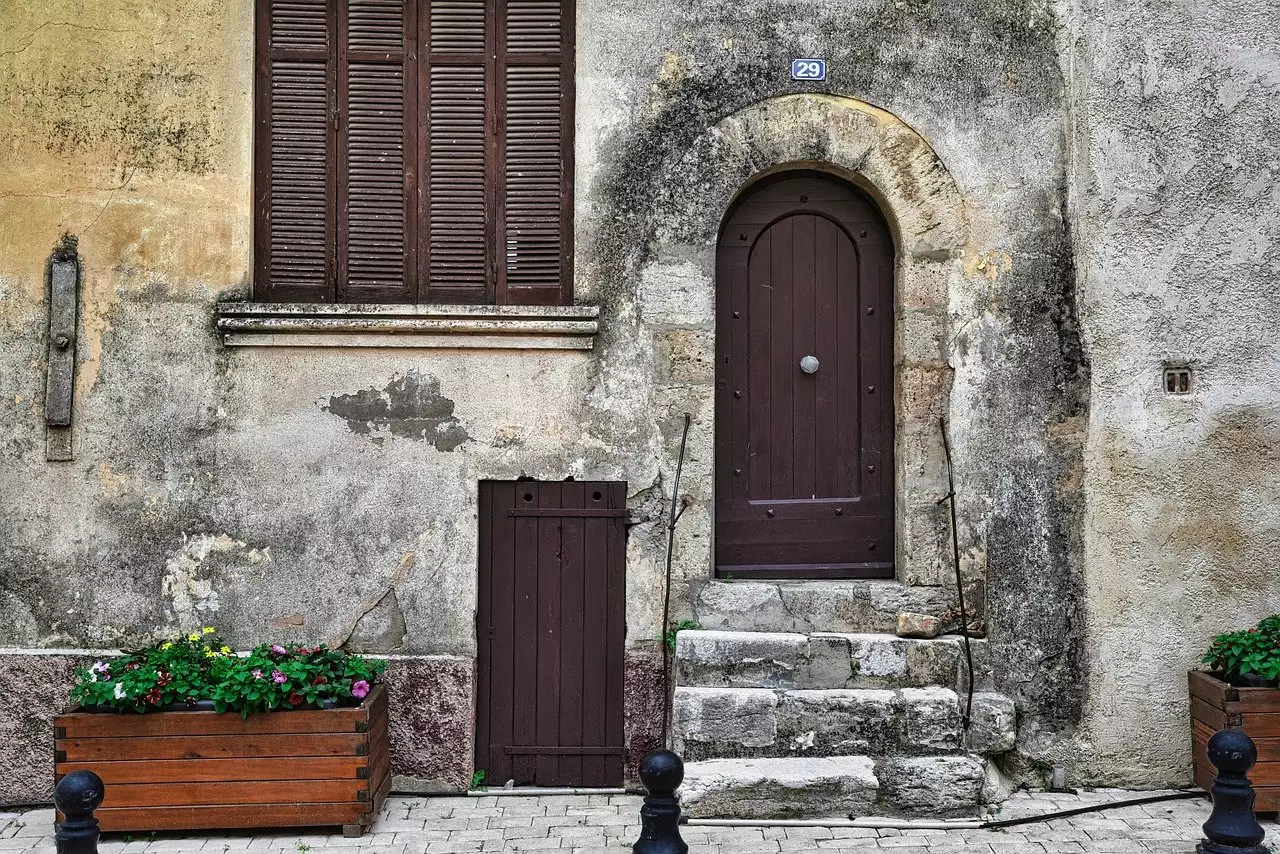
642,93,974,592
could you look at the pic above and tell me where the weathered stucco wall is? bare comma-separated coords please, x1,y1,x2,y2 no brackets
1069,0,1280,786
7,0,1266,804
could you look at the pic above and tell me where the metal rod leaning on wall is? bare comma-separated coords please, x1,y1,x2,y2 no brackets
45,233,81,462
937,415,975,729
660,413,693,741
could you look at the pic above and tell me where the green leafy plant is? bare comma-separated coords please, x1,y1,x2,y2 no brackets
1202,615,1280,685
470,769,487,791
70,627,386,718
663,619,702,651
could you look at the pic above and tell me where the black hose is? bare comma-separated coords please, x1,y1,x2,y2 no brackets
937,415,975,729
981,789,1204,829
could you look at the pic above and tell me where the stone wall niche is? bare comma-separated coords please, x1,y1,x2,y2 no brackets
645,94,974,605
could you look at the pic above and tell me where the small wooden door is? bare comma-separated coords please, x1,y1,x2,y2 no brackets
476,480,627,787
715,172,895,579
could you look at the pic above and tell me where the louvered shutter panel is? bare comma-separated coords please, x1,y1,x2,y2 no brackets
257,0,335,302
499,0,572,304
341,0,416,302
423,0,491,302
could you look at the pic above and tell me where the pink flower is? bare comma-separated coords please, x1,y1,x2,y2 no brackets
252,669,264,680
271,644,287,655
271,670,287,684
351,680,370,699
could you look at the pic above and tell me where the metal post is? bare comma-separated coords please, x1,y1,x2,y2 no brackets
53,770,104,854
633,749,688,854
1199,728,1267,854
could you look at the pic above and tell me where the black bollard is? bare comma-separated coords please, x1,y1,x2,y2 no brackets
1199,729,1267,854
53,771,105,854
633,749,688,854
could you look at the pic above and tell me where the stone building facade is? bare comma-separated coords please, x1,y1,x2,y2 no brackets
2,0,1278,815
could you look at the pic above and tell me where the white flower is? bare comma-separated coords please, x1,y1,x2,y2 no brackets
113,683,126,700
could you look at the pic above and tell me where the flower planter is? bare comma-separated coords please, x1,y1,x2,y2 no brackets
54,684,390,836
1189,670,1280,810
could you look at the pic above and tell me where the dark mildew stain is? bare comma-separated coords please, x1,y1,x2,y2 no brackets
325,372,470,451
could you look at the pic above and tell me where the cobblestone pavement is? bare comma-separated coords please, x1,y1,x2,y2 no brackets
1,788,1266,854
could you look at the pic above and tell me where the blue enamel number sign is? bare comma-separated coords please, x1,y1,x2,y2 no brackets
791,58,827,81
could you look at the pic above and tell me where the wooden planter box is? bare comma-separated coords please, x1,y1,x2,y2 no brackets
1190,670,1280,810
54,684,390,836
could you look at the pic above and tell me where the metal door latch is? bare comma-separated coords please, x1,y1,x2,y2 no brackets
800,355,819,374
45,233,80,461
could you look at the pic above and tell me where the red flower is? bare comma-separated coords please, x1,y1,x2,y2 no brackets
288,691,303,706
1251,629,1259,633
312,676,328,685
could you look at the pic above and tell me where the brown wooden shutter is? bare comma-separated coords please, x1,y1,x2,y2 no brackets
498,0,572,305
421,0,491,303
256,0,336,302
257,0,573,305
341,0,417,302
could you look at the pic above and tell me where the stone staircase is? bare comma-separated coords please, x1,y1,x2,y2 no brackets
672,581,1017,819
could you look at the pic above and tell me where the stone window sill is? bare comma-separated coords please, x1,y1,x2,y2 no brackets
216,303,599,350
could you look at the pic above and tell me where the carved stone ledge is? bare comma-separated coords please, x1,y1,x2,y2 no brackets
216,302,600,350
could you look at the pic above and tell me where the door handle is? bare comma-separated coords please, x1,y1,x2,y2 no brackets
799,355,819,374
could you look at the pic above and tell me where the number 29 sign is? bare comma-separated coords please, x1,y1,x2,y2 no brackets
791,58,828,81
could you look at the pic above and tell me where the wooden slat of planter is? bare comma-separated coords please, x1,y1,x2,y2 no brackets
1191,695,1232,730
1237,714,1280,737
1257,788,1280,811
1228,689,1280,714
1190,671,1232,707
58,732,365,761
57,707,368,738
55,686,384,738
95,802,366,832
100,780,367,809
56,756,369,783
1194,762,1213,792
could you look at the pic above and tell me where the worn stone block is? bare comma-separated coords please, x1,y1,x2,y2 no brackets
875,755,985,816
680,756,879,819
672,687,778,755
384,655,474,792
897,612,943,639
0,651,97,803
966,691,1018,754
824,633,963,689
675,630,811,688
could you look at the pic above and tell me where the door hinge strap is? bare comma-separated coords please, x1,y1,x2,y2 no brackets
507,508,626,517
502,746,626,756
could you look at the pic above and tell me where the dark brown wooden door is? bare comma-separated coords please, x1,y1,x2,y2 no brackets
476,480,626,787
716,172,895,579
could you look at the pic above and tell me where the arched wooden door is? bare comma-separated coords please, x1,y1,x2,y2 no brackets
715,172,895,579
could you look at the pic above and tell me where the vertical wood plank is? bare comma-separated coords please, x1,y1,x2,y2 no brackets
747,232,772,501
475,482,493,782
839,233,861,498
534,481,562,785
792,214,817,498
511,481,539,783
769,216,795,499
558,481,586,786
814,216,840,498
580,491,609,786
604,482,626,785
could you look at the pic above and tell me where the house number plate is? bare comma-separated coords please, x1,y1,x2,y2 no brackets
791,58,827,81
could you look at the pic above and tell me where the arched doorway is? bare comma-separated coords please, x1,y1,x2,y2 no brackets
715,171,895,579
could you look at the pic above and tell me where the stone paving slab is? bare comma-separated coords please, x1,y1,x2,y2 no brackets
0,789,1269,853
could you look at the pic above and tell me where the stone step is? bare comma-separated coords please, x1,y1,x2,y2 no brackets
695,579,956,635
675,629,964,690
672,686,1015,761
679,754,992,819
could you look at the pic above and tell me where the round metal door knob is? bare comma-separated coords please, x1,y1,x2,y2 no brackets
799,355,819,374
